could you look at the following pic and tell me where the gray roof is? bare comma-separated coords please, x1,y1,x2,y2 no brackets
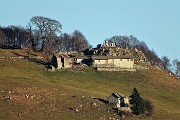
91,55,134,60
111,93,124,98
73,56,89,59
56,54,71,58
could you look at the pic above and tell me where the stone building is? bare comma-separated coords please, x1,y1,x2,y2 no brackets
91,55,135,71
73,56,89,64
103,40,116,47
51,54,72,69
108,93,130,108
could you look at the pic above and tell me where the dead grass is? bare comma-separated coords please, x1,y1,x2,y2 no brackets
10,87,53,106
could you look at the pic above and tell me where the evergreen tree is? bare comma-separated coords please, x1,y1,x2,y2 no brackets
129,88,145,115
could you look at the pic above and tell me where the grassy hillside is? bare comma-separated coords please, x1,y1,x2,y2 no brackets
0,49,180,120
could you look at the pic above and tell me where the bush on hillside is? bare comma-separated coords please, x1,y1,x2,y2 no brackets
143,99,154,117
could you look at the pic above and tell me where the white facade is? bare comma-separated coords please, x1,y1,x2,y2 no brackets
92,55,134,69
103,40,116,47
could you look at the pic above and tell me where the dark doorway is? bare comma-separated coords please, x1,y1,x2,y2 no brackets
61,56,64,67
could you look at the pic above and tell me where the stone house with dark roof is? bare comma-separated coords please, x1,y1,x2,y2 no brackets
108,93,130,108
51,54,72,69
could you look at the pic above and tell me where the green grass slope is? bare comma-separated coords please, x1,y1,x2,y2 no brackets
0,49,180,120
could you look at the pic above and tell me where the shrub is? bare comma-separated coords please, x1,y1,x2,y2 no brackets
119,110,133,118
143,99,154,116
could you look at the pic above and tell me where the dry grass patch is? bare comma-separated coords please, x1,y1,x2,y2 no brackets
9,87,54,106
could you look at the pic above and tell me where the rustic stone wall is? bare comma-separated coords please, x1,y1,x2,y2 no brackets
96,67,136,71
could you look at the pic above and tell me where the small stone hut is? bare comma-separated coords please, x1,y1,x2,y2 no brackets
51,54,72,69
108,93,129,108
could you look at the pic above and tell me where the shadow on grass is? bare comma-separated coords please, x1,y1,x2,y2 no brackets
11,51,47,65
26,51,38,56
93,98,109,104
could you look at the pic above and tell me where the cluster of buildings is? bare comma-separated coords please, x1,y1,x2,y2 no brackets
50,40,136,71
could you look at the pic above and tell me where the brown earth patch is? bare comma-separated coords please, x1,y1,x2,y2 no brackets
10,87,54,106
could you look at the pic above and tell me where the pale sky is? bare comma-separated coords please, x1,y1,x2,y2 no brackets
0,0,180,60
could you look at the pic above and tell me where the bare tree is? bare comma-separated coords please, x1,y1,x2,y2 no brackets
56,30,90,52
29,16,62,60
72,30,90,51
173,59,180,77
161,56,171,70
25,23,37,50
56,33,72,52
106,35,162,66
0,29,6,48
146,50,161,66
0,25,29,49
30,16,62,51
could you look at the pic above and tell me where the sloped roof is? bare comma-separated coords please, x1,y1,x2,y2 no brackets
73,56,89,59
111,93,124,98
91,55,134,60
